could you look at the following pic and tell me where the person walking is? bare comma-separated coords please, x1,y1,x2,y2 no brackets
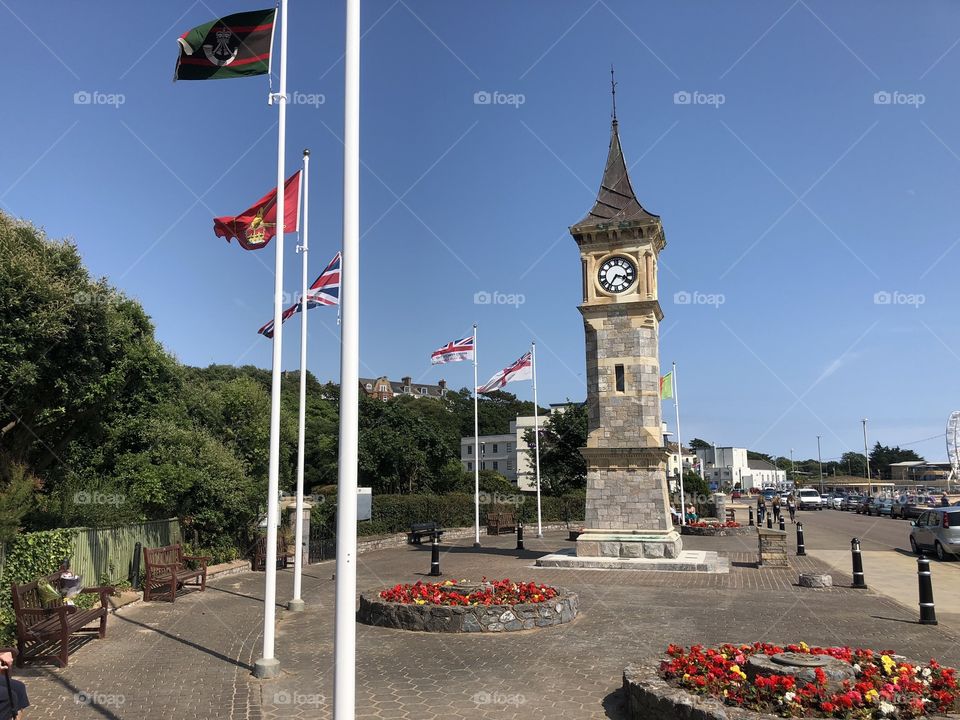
787,494,797,523
772,495,782,523
941,493,950,507
1,649,29,720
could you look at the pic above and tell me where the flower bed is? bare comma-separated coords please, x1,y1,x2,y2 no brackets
681,521,753,537
358,579,577,633
657,642,959,718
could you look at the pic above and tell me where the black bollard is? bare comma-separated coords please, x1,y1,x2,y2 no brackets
851,537,867,589
796,522,806,556
132,541,142,590
766,514,773,529
429,531,442,577
779,516,786,532
749,507,755,526
917,553,938,625
516,521,524,551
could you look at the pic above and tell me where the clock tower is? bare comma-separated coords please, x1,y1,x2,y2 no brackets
569,108,682,560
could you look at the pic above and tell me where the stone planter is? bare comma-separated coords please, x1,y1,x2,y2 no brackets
357,588,578,633
680,524,752,537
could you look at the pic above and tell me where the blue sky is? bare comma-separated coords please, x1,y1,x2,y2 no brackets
3,1,960,464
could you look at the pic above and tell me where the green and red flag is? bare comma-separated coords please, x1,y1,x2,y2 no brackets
175,8,276,81
214,172,301,250
660,371,674,400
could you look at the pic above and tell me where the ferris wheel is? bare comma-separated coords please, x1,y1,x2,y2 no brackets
947,411,960,492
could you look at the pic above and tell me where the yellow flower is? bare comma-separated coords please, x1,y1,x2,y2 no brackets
414,599,426,605
799,642,809,652
865,689,879,703
723,689,729,697
730,665,741,674
881,655,897,676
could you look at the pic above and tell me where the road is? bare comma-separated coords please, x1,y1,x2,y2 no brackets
787,507,960,628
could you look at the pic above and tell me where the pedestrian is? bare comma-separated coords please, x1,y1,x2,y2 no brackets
787,494,797,523
0,649,28,720
756,495,766,525
685,504,698,523
941,493,950,507
772,495,781,522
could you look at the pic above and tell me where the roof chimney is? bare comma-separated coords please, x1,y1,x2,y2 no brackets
438,379,447,390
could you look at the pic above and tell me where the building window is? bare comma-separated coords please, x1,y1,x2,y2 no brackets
615,364,625,392
467,462,472,471
507,443,513,452
493,461,499,470
365,383,372,390
419,387,427,395
378,384,387,392
481,462,486,470
467,446,473,455
492,444,498,453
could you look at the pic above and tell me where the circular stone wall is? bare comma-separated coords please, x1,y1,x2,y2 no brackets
357,589,578,633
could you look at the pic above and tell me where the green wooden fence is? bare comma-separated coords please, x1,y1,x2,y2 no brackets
68,518,181,584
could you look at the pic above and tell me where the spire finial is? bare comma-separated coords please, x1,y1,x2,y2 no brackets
610,64,618,123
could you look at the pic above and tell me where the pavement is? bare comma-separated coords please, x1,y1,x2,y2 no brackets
11,528,960,720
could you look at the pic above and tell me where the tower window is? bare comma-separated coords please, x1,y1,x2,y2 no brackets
615,364,625,392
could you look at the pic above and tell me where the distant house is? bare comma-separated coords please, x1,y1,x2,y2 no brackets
358,375,447,401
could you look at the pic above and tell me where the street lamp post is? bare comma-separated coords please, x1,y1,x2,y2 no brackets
790,448,795,489
862,419,871,496
816,435,823,494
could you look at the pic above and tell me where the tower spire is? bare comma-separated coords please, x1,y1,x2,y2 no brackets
610,64,617,123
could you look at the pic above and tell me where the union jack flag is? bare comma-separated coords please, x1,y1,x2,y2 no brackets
478,351,532,394
431,335,475,365
258,252,341,339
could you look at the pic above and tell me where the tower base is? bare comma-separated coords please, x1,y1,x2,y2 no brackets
575,529,682,559
535,547,726,573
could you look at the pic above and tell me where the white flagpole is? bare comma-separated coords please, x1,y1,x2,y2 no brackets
288,149,309,614
673,361,685,527
472,322,481,548
334,0,360,714
253,0,288,680
532,342,543,537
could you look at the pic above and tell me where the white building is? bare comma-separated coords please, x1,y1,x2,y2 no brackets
695,446,786,491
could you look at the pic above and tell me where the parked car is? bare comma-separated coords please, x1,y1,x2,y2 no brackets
797,488,823,511
909,508,960,561
892,495,925,520
841,494,863,511
856,497,875,514
831,495,843,510
873,498,894,516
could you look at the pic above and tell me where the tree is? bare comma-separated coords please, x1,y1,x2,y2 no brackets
840,452,867,477
869,443,923,479
523,403,587,496
688,438,711,450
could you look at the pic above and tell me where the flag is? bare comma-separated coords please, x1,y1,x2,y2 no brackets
478,352,532,394
660,371,673,400
431,335,475,365
175,8,276,81
257,252,341,338
214,171,301,251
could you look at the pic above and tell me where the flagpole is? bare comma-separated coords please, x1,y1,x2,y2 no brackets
288,149,309,614
472,322,481,548
532,342,543,537
673,361,685,527
253,0,288,681
334,0,360,715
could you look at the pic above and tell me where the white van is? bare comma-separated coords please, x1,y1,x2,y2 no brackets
797,488,823,511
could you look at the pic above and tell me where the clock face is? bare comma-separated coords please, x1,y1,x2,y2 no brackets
597,256,637,294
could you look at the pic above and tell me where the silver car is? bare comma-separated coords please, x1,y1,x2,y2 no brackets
909,508,960,561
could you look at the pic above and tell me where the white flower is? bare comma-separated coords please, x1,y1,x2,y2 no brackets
922,667,932,678
853,663,862,673
783,692,796,703
879,701,896,715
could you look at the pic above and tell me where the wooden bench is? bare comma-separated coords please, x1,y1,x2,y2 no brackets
252,534,296,571
486,511,516,535
11,572,113,667
142,544,210,603
407,522,443,545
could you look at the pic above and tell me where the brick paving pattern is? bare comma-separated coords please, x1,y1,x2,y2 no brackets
12,531,960,719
